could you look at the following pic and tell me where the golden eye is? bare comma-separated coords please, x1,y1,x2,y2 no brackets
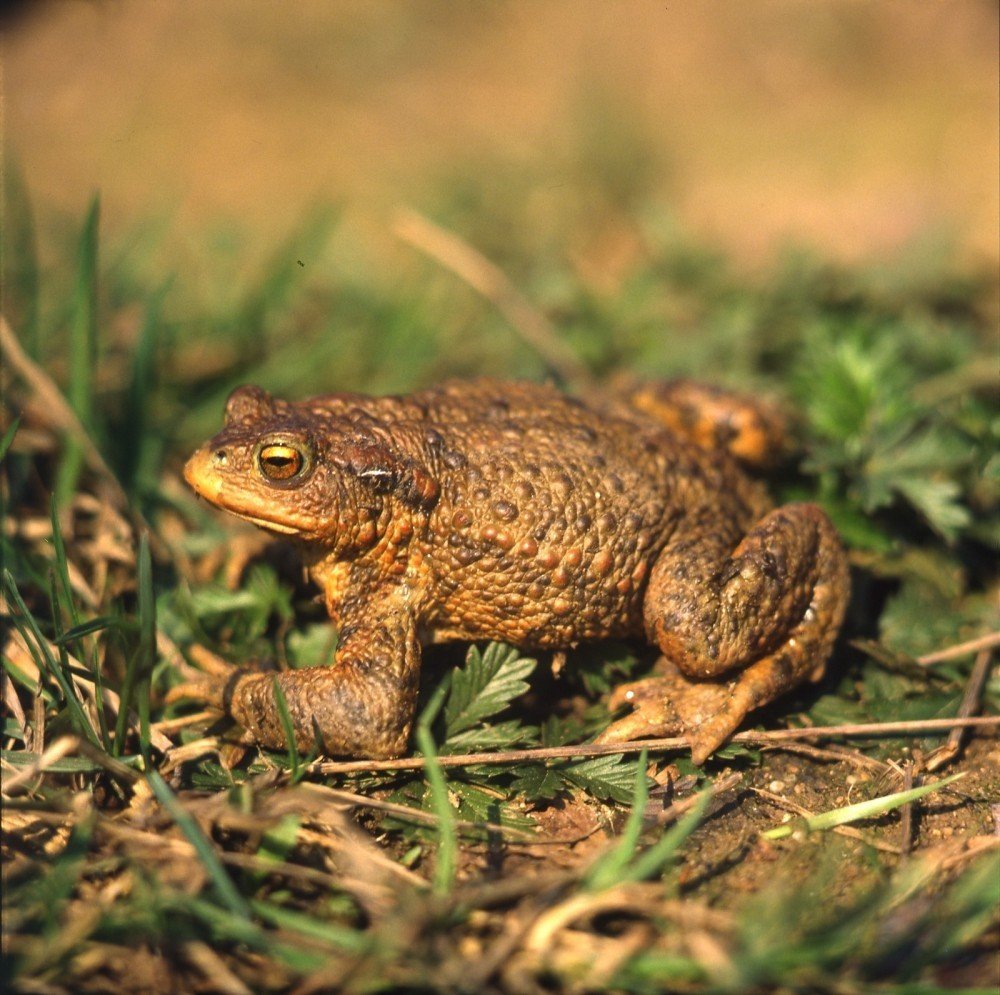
258,444,304,481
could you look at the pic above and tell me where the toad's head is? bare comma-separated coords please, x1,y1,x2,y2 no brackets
184,385,439,551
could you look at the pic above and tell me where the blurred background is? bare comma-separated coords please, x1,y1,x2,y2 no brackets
6,1,997,266
2,0,998,453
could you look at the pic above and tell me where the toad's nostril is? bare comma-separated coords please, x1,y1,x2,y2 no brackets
213,449,228,466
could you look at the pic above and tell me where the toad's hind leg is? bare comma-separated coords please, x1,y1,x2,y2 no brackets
598,502,849,763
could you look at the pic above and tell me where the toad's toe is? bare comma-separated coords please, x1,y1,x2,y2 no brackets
596,665,742,764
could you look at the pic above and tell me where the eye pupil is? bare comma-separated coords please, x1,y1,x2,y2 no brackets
259,444,304,481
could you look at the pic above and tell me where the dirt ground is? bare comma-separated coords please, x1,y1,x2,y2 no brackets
4,0,999,274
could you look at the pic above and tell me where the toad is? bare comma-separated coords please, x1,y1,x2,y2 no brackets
175,378,849,763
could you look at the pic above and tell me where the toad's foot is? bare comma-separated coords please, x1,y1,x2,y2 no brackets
594,659,730,763
595,655,803,764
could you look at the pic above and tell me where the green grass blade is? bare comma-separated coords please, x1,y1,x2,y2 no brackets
251,899,370,954
584,748,650,891
146,769,252,920
2,654,43,697
55,195,100,509
115,533,156,761
172,894,326,971
48,496,115,745
415,711,457,894
624,787,711,883
48,496,82,631
1,749,143,773
762,772,967,840
271,676,301,780
0,417,21,463
417,667,453,732
118,280,168,494
48,569,110,751
54,616,129,644
135,532,156,762
3,569,100,746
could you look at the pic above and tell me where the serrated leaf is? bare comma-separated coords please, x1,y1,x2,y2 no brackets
443,642,536,740
447,782,503,822
182,585,263,618
892,476,971,541
285,622,338,669
444,719,538,751
815,496,896,554
559,753,640,804
510,764,566,802
869,425,973,476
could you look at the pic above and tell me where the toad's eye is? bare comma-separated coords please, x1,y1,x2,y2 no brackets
258,444,304,481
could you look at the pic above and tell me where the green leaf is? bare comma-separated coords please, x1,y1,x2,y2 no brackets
3,569,100,747
251,899,369,954
443,718,538,752
285,622,338,668
115,533,156,760
892,476,971,541
443,642,536,742
585,749,651,890
256,814,302,866
539,714,586,747
879,576,999,659
1,749,143,773
566,641,641,696
446,781,516,825
271,676,301,780
625,788,711,883
509,764,566,801
560,752,641,804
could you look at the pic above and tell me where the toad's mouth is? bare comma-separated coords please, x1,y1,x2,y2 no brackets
184,449,307,536
223,509,302,536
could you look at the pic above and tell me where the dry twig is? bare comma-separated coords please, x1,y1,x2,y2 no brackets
393,209,595,389
314,716,1000,776
917,632,999,665
926,649,995,772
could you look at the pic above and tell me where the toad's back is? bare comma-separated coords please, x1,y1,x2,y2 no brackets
359,380,773,647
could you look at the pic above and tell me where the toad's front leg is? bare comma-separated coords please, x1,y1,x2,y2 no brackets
172,599,421,758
